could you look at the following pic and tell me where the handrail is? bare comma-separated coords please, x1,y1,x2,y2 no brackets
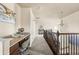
59,33,79,35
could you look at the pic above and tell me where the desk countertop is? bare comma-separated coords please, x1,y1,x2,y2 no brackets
0,33,30,47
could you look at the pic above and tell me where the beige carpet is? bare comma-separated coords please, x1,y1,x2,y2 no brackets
23,35,53,55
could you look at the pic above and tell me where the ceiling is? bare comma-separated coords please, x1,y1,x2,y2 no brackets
19,3,79,18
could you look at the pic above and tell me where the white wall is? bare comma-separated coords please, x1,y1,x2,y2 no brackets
0,22,15,36
15,4,22,31
21,8,30,32
15,7,30,32
62,11,79,33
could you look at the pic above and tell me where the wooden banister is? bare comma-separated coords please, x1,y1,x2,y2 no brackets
59,33,79,35
44,30,79,55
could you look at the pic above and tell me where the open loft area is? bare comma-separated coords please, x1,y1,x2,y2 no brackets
0,3,79,55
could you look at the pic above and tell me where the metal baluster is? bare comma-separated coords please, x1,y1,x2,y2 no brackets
66,34,67,54
63,35,64,54
74,34,76,55
76,34,77,55
68,34,70,55
61,35,62,55
71,34,72,55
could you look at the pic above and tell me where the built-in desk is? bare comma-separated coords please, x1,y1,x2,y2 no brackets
0,33,30,55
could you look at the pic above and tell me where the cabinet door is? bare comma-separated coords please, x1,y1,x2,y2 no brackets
10,48,20,55
10,43,20,55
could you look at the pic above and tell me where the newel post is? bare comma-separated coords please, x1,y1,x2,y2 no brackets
57,30,59,41
57,31,60,54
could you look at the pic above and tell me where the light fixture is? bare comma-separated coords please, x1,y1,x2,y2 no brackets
59,11,64,27
35,6,40,19
0,3,16,17
60,19,64,27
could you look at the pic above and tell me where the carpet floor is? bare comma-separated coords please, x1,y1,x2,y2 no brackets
23,35,53,55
